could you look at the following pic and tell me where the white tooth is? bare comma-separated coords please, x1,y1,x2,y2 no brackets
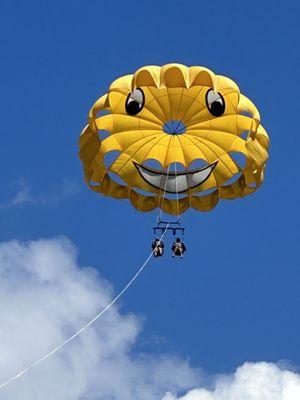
137,167,163,188
165,175,188,193
187,167,212,187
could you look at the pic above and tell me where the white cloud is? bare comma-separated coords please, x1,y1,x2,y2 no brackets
10,184,32,205
163,362,300,400
0,179,80,209
0,182,33,208
0,237,200,400
0,237,299,400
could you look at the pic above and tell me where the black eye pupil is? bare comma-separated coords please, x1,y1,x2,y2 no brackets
210,101,224,116
125,88,144,116
126,100,141,115
206,89,225,117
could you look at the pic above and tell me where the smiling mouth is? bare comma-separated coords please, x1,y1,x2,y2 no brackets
134,161,218,194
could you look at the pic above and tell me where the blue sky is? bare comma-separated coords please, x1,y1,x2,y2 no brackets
0,0,300,386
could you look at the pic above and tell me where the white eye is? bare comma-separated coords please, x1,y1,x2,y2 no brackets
206,89,225,116
125,88,144,115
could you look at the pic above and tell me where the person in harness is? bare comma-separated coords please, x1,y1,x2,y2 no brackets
151,238,164,257
172,237,186,259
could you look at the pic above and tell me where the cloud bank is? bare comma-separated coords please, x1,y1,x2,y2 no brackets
0,238,199,399
163,362,300,400
0,237,299,400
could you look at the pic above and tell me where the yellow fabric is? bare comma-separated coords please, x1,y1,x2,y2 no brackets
79,63,270,215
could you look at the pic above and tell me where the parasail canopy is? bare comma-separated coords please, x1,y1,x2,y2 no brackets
79,64,269,215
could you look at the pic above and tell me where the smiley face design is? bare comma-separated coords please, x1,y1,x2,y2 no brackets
79,64,269,215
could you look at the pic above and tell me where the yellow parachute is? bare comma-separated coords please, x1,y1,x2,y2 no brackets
79,64,269,215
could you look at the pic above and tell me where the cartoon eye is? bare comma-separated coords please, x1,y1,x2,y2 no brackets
125,88,145,115
206,89,225,117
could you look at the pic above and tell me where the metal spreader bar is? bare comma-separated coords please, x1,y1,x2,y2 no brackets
153,219,185,237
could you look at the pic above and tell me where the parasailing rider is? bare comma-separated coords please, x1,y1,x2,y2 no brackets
172,237,186,259
151,238,165,257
